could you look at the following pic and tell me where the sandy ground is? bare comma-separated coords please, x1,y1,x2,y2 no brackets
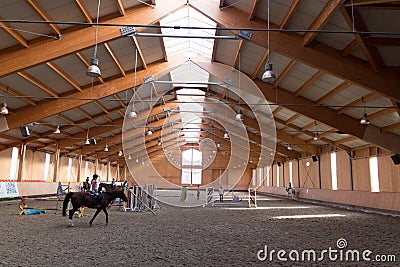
0,193,399,267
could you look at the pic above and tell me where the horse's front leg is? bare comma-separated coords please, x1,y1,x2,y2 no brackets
89,208,102,226
103,207,109,226
68,208,77,227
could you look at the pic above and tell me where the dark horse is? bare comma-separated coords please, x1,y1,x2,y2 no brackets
62,190,128,227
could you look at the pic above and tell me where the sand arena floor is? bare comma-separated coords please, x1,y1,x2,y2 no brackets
0,193,399,266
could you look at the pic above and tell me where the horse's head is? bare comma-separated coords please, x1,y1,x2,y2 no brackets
117,191,129,202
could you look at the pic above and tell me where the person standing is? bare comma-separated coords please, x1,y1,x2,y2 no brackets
91,174,99,192
219,186,224,202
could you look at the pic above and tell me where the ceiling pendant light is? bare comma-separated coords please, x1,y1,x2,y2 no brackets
360,113,370,125
104,145,109,152
85,128,90,145
223,131,229,139
360,97,370,125
118,150,123,156
262,0,276,83
54,125,61,134
86,0,101,77
157,139,161,146
235,109,243,121
1,101,8,115
217,142,221,148
313,132,319,141
129,106,137,118
147,129,153,136
287,144,293,151
128,154,132,160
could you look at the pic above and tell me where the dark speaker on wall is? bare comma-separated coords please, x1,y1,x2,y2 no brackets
20,126,30,137
312,155,318,162
391,154,400,165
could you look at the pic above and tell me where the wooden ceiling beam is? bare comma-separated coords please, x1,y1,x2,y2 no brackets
293,70,324,97
232,40,244,68
341,7,383,72
104,43,126,77
0,0,184,78
25,0,61,36
189,2,400,102
381,122,400,133
46,62,81,92
115,0,125,16
280,0,300,29
17,71,59,97
303,0,345,46
275,59,296,85
315,81,351,105
75,0,93,23
0,82,37,106
249,0,259,20
341,39,359,56
130,36,147,69
254,79,400,154
336,92,377,114
0,17,29,48
344,0,399,6
366,37,400,47
3,58,185,131
75,52,104,84
250,49,269,79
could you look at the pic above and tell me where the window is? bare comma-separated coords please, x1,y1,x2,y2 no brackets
331,152,338,190
9,147,19,180
43,153,51,181
276,164,280,187
181,149,202,184
369,156,380,192
67,158,73,181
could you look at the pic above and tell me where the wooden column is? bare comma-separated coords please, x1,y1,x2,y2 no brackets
77,154,82,182
123,165,127,182
53,144,60,182
116,162,120,182
94,155,98,174
106,159,111,182
17,144,26,182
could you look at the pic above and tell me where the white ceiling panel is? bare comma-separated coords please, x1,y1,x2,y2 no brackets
286,0,327,34
37,0,85,30
255,0,293,24
323,85,370,110
279,62,319,93
25,64,74,95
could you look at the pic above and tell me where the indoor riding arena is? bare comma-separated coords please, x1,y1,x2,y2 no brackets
0,0,399,266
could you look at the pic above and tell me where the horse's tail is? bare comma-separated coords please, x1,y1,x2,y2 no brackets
62,192,73,216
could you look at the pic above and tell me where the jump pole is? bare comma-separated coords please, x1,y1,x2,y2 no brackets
128,188,156,216
248,188,257,208
205,187,214,206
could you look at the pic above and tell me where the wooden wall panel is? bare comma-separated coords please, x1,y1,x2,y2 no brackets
299,158,319,189
336,151,351,190
292,160,299,188
283,163,290,187
320,153,332,190
69,158,79,182
352,158,371,191
58,156,69,182
378,155,400,192
0,148,12,179
22,149,46,181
